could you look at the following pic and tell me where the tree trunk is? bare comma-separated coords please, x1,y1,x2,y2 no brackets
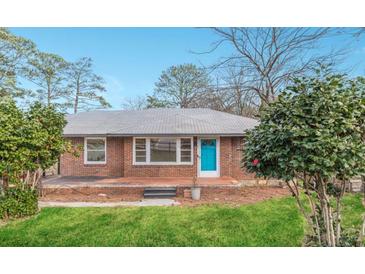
1,175,9,191
328,206,336,246
318,178,336,246
335,196,342,245
47,82,51,106
74,81,80,114
335,181,346,246
305,191,322,245
303,175,322,245
74,95,79,114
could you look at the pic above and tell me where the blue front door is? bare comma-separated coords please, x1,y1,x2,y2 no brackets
200,139,217,174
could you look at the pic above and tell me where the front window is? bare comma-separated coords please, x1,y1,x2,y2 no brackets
85,138,106,164
135,138,147,162
150,138,176,162
133,137,193,165
180,138,192,162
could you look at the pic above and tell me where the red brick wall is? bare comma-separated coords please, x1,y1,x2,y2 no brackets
230,137,256,180
60,137,123,176
220,137,232,177
60,136,254,179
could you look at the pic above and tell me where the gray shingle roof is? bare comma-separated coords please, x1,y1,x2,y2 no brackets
63,108,259,136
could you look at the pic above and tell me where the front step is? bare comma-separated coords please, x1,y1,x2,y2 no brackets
144,187,177,198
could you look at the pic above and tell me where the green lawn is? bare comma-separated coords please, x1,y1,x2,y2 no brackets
0,195,363,247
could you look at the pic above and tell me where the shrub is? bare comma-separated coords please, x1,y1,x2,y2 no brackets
0,187,38,219
0,98,77,220
243,72,365,246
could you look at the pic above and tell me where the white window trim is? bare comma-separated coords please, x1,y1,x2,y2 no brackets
133,137,193,165
84,137,107,165
134,138,147,163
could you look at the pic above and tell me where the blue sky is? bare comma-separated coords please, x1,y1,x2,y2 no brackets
11,28,365,109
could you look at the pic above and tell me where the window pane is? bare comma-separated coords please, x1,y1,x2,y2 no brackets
135,139,146,162
135,150,146,162
136,156,146,162
180,139,191,162
181,150,191,162
87,139,105,150
135,139,146,150
136,150,146,157
181,156,191,162
180,138,191,150
87,150,105,162
150,138,176,162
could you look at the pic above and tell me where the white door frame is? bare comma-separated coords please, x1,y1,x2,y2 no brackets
197,137,220,178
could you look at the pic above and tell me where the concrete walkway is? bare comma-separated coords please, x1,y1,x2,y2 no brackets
39,199,180,208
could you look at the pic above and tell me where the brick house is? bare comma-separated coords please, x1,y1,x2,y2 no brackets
60,108,258,181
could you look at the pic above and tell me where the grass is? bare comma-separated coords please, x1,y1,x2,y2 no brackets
341,194,364,229
0,195,363,247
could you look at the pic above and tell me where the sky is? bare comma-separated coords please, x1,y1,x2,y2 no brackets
10,28,365,109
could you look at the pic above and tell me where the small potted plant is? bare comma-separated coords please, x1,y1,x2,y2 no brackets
191,175,201,200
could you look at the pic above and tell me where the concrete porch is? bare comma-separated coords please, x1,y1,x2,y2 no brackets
43,176,239,188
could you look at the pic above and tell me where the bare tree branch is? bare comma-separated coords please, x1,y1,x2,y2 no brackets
207,28,347,106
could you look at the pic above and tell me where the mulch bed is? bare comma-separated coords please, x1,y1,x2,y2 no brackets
40,186,290,205
176,187,290,206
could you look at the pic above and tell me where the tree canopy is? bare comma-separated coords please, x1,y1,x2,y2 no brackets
244,73,365,181
1,28,110,113
66,57,110,113
0,98,74,187
150,64,210,108
0,28,36,99
24,52,69,110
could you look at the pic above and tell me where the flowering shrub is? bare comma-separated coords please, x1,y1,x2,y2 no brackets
243,72,365,246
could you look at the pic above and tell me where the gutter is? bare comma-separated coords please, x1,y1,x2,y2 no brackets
63,133,248,137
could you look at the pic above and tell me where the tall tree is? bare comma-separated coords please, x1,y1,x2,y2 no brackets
210,28,340,106
146,95,170,108
204,68,259,118
66,57,110,113
0,28,36,99
121,95,148,110
25,52,69,110
152,64,211,108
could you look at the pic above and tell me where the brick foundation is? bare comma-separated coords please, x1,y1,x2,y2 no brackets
42,186,144,201
41,184,286,202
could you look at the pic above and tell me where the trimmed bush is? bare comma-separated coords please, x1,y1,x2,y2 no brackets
0,187,38,219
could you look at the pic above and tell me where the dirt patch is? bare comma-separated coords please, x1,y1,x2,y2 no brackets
176,187,290,206
41,186,143,202
40,186,290,206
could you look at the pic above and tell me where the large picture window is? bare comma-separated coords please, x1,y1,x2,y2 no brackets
150,138,176,162
133,137,193,165
84,137,106,164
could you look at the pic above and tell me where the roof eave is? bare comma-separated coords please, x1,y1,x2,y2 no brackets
63,133,247,137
